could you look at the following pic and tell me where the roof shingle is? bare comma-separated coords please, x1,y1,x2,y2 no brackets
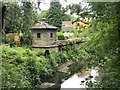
32,21,57,30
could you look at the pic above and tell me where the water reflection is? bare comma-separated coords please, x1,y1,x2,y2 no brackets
61,69,99,89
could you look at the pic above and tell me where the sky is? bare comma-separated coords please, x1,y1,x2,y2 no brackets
38,0,89,17
39,0,86,11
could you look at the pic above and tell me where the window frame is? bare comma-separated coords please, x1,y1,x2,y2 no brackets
50,33,53,39
37,33,41,38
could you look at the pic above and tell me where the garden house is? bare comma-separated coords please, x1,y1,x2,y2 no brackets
31,21,58,47
62,21,73,32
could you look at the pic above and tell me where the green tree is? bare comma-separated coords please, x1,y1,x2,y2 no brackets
65,3,92,18
3,2,37,46
61,14,71,21
61,7,71,21
21,1,35,34
46,1,62,30
67,3,82,15
20,1,37,45
37,10,48,21
4,2,22,34
80,2,119,88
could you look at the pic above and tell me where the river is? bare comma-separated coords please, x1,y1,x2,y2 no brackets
61,69,99,89
40,61,99,90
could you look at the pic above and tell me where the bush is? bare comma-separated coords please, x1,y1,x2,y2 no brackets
57,31,65,40
2,44,81,88
58,35,65,40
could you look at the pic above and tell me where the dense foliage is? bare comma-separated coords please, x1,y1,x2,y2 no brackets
46,1,62,30
46,1,73,31
91,2,119,88
3,2,21,34
2,44,82,88
1,1,120,89
77,2,119,88
3,2,37,46
65,2,91,18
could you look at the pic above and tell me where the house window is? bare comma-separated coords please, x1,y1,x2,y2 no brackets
50,33,53,38
37,33,41,38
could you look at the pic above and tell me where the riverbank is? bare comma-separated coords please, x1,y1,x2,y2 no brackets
61,68,99,88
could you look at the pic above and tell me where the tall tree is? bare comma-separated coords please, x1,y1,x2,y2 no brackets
61,7,71,21
21,1,35,34
3,1,36,34
3,1,37,45
65,3,92,18
20,1,37,45
37,10,48,21
81,2,119,88
46,0,62,30
4,2,22,34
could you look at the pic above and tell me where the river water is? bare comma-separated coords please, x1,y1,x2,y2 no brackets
40,68,99,89
61,69,99,89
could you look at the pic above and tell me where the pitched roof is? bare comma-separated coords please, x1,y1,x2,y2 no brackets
62,21,73,31
72,19,89,24
62,21,73,26
31,21,57,30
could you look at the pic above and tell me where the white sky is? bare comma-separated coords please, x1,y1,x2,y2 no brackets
39,0,89,18
40,0,86,11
